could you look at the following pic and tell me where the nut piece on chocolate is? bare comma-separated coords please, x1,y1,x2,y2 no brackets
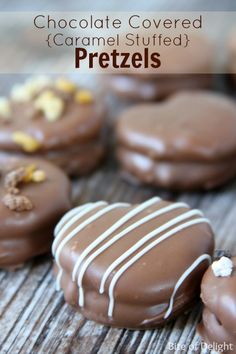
52,197,214,329
0,76,106,176
116,91,236,190
198,256,236,354
0,156,72,269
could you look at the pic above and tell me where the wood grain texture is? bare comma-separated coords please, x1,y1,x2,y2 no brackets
0,74,235,354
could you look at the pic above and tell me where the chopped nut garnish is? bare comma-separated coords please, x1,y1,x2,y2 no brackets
4,165,46,189
11,83,35,102
22,164,37,183
34,91,64,121
22,165,46,183
74,90,93,104
55,78,77,94
0,97,11,119
11,76,52,102
4,167,26,192
3,193,33,212
12,132,41,152
42,97,64,122
32,170,46,182
34,90,55,106
26,76,52,91
2,164,46,212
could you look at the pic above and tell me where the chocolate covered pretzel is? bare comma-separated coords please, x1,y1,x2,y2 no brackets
52,197,214,328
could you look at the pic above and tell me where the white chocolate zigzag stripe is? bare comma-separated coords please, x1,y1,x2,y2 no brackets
54,202,106,290
54,203,91,237
72,197,164,305
55,202,129,266
53,203,98,254
98,209,203,294
54,202,129,290
164,254,212,319
107,217,211,317
75,201,189,306
72,197,162,283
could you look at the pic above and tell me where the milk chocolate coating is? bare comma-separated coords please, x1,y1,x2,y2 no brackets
117,91,236,190
0,138,105,176
198,257,236,353
53,198,214,329
0,92,105,151
105,74,213,102
104,34,214,101
118,148,236,190
0,85,106,175
0,157,72,268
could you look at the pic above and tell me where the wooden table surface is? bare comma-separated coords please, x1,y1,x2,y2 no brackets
0,73,235,354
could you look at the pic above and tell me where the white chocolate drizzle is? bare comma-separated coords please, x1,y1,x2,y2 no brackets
53,202,106,290
99,209,203,295
164,254,211,319
54,203,91,237
73,197,166,305
53,201,128,290
53,197,212,319
53,203,94,252
76,202,191,306
107,217,210,317
54,197,160,291
72,197,162,282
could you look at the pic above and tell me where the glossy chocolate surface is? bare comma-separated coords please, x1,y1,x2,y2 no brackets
117,148,236,190
198,257,236,353
104,34,214,100
117,91,236,189
105,74,213,101
53,197,214,329
0,83,106,175
0,157,72,268
0,89,105,151
0,138,105,176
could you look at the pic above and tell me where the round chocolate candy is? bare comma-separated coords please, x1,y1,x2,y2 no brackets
0,156,72,269
103,34,214,101
116,91,236,190
198,256,236,353
52,197,214,329
0,76,106,176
